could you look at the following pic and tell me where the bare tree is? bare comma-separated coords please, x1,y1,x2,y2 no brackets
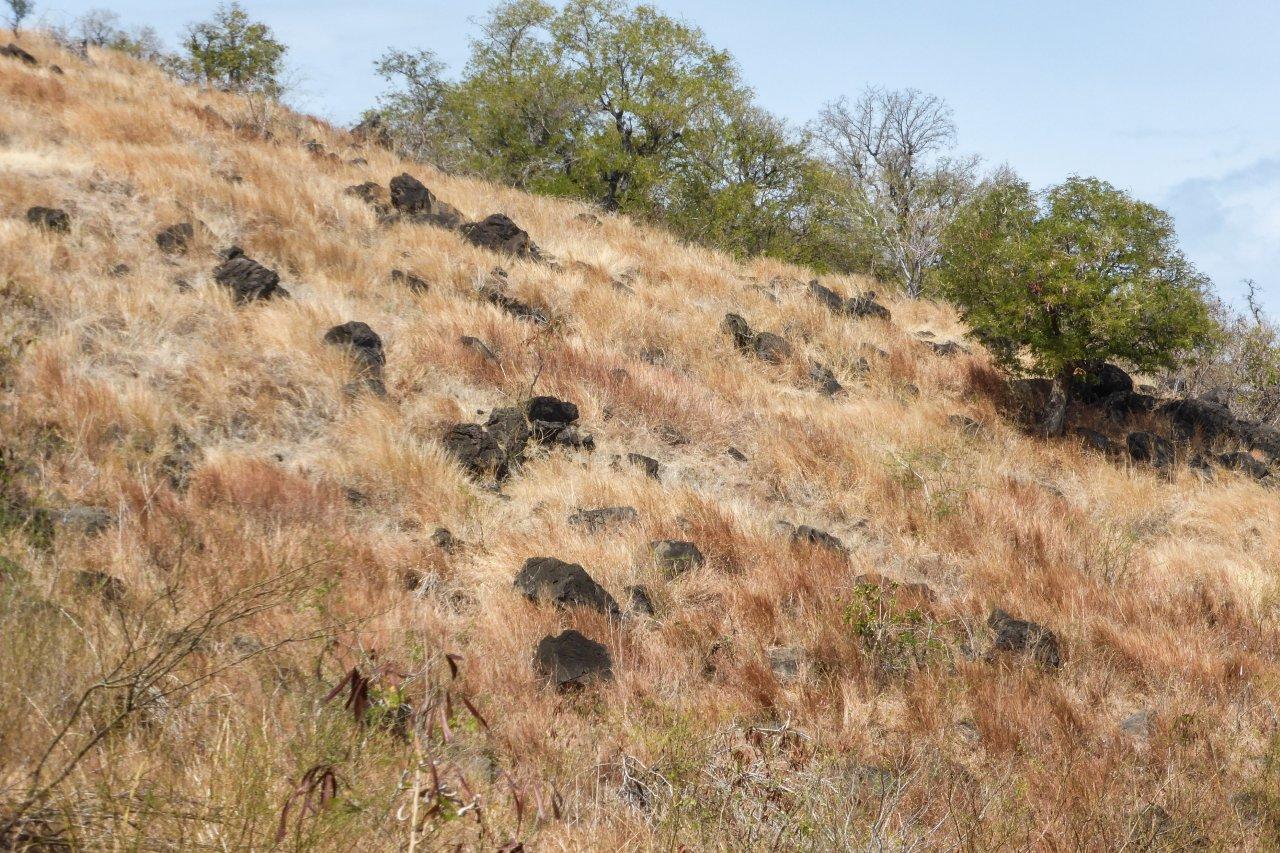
5,0,33,37
813,87,978,298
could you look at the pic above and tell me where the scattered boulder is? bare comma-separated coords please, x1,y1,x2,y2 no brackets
925,340,965,357
459,335,497,362
514,556,620,616
568,506,638,531
155,222,194,255
1069,362,1133,404
807,280,845,313
846,291,891,321
351,114,392,148
1074,427,1115,456
484,407,531,462
388,173,463,228
987,608,1062,669
625,584,655,617
345,181,391,216
1161,396,1280,459
213,254,287,303
1,43,38,65
443,423,507,480
649,539,704,576
1127,431,1174,469
430,527,458,551
789,524,848,554
323,321,386,396
478,268,549,324
726,447,748,463
722,313,791,364
534,629,613,688
462,214,541,259
809,362,843,396
1217,451,1269,480
626,453,660,480
26,206,70,233
527,396,579,426
390,269,429,293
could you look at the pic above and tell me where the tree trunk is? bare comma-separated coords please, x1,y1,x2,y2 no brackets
1043,369,1070,437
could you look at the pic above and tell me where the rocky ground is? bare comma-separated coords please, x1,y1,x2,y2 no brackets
0,36,1278,850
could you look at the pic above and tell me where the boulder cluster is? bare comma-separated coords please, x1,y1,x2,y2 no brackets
807,279,891,321
443,395,590,481
345,172,546,262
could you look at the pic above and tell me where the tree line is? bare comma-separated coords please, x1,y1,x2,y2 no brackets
11,0,1280,427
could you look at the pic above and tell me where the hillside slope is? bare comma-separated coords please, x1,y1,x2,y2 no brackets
1,38,1278,850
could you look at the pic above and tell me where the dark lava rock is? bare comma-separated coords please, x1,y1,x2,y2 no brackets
1070,362,1133,404
791,525,848,554
1127,431,1174,469
568,506,638,530
526,396,579,426
625,584,655,617
987,608,1062,669
155,222,194,255
807,279,846,313
810,362,843,396
1,43,38,65
534,629,612,688
443,423,507,480
478,269,549,324
462,214,541,259
430,527,458,551
1074,427,1115,455
323,321,386,396
626,453,660,480
846,291,891,321
551,425,595,450
390,269,429,292
1161,396,1280,460
1217,451,1269,480
925,340,965,357
213,254,285,303
109,263,131,277
388,172,463,228
649,540,704,575
26,206,70,232
722,313,791,364
484,407,531,462
514,556,620,616
726,447,748,462
460,335,497,362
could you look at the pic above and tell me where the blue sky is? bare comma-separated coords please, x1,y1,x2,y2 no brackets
37,0,1280,314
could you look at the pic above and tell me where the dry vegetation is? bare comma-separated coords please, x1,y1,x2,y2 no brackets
1,37,1278,850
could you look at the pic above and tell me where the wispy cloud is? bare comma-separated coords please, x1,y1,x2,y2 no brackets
1163,157,1280,314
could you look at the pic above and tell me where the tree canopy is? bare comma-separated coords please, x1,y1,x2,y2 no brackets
937,176,1215,382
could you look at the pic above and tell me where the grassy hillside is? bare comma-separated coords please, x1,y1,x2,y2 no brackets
1,37,1278,850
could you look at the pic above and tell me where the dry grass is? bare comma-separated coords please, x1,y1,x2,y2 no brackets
0,36,1278,850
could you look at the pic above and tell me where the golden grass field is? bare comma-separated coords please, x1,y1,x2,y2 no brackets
0,36,1278,850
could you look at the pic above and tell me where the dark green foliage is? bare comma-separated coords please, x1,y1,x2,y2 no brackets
937,177,1215,382
371,0,858,269
175,3,286,96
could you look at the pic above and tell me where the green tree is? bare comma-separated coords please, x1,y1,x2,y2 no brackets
177,3,286,96
937,176,1215,434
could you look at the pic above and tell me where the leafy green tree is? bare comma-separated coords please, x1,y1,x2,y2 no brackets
938,176,1214,434
177,3,287,96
